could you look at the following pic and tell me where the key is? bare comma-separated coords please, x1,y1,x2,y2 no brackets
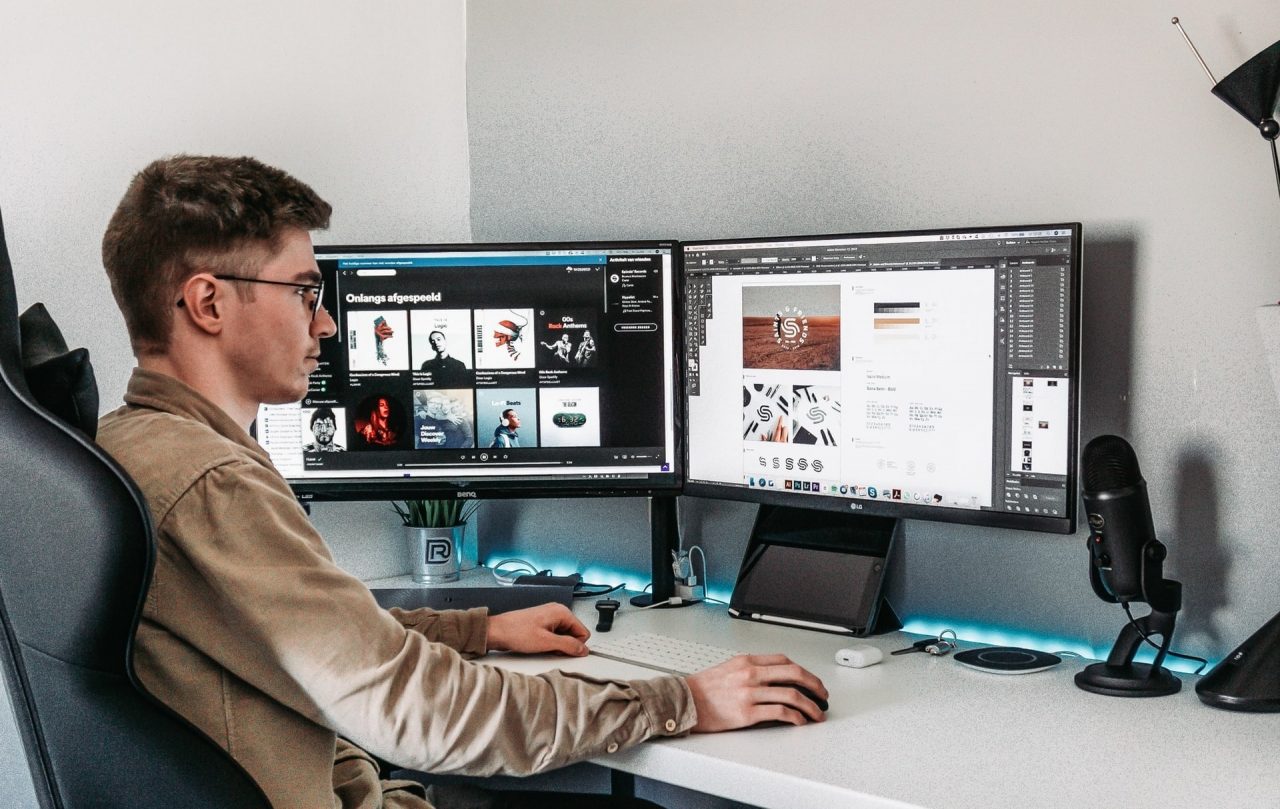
891,638,938,655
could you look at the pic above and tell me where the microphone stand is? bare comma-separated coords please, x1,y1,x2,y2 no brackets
1076,538,1183,697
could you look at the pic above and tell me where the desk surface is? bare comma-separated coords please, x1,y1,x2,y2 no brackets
487,597,1278,809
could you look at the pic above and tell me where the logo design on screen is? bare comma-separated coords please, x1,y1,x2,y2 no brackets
772,305,809,351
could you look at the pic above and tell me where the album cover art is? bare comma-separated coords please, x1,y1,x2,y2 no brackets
538,387,601,447
536,309,598,368
347,311,410,371
741,284,841,371
412,388,476,449
411,309,473,386
474,309,536,369
351,393,410,449
476,388,539,448
300,406,346,453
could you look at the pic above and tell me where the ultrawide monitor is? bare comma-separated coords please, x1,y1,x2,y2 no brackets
682,224,1081,533
256,241,680,500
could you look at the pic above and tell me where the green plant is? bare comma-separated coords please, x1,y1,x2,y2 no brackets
392,499,480,528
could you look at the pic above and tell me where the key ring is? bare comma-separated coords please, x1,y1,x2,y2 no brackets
925,629,958,656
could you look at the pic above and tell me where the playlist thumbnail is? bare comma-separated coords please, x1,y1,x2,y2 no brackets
537,309,598,368
347,310,410,371
351,393,411,450
411,309,474,387
476,388,539,449
741,284,841,371
538,387,601,447
474,309,536,369
412,389,476,449
300,406,346,453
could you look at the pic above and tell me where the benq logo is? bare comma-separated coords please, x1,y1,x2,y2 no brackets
457,491,478,499
425,540,453,563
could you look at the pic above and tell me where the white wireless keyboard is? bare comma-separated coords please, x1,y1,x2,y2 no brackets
588,632,743,675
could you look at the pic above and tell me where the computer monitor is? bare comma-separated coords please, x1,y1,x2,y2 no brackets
682,223,1082,534
255,241,681,501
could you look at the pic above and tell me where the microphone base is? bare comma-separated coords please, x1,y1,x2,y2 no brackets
1075,662,1182,697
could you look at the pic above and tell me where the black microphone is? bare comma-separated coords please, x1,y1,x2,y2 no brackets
1081,434,1159,603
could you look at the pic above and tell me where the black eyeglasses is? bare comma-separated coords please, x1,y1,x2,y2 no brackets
177,274,326,320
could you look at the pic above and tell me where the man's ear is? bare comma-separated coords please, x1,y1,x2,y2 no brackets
177,274,225,336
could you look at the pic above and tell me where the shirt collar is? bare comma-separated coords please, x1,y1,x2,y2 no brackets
122,368,269,460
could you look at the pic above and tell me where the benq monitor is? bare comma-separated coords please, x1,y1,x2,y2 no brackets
255,241,681,501
682,223,1081,534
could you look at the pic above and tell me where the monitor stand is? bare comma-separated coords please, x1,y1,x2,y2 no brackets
630,495,696,608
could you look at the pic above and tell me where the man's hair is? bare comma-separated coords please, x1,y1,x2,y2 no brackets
501,408,516,421
310,406,337,429
102,155,332,355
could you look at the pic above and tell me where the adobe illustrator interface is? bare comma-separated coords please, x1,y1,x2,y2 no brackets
256,245,676,483
684,226,1077,522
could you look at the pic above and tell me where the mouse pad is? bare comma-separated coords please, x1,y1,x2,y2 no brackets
954,647,1061,674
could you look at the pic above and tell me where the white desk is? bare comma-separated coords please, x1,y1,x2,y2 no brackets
488,598,1278,809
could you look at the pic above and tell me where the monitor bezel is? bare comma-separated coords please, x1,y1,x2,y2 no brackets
277,239,685,502
679,222,1082,535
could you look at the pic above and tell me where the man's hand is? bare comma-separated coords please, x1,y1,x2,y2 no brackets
685,654,827,732
487,603,590,657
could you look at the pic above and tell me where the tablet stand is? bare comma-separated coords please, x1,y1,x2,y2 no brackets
728,505,901,636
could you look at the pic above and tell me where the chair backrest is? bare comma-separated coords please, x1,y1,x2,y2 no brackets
0,208,272,808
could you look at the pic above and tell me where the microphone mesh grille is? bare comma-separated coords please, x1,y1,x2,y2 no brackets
1082,434,1142,491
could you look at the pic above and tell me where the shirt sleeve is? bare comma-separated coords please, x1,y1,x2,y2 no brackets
388,606,488,659
161,459,695,775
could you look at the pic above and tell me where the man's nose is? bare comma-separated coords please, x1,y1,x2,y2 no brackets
313,305,337,338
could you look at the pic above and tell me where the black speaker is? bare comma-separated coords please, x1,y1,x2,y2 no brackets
1195,611,1280,712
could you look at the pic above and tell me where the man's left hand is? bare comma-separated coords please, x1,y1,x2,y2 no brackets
487,603,590,657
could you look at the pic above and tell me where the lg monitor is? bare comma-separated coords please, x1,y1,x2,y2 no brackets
255,241,680,501
682,223,1081,631
683,223,1081,532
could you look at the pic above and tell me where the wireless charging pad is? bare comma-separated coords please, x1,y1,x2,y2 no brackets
954,647,1061,674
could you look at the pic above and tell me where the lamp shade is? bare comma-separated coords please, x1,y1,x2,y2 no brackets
1212,39,1280,134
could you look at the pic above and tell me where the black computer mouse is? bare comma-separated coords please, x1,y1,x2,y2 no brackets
791,685,829,713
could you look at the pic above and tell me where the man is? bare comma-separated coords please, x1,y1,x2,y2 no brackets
491,408,521,448
97,155,827,809
574,329,596,366
303,405,344,452
419,329,469,386
540,332,572,364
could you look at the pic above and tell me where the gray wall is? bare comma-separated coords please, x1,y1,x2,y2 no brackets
467,0,1280,663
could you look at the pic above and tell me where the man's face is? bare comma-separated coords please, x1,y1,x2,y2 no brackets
429,331,446,353
507,410,521,429
223,228,336,406
312,417,336,445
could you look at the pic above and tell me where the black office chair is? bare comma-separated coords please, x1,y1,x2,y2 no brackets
0,207,272,808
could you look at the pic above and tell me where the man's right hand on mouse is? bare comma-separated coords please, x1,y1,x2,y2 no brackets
684,654,827,732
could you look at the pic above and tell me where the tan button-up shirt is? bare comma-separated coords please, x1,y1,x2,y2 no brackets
97,369,695,809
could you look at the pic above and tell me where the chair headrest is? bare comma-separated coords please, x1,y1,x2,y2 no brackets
19,303,99,438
